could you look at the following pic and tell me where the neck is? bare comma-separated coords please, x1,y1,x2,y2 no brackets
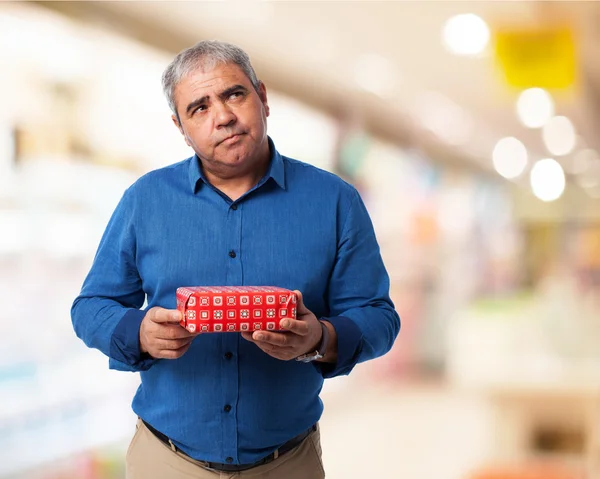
205,167,266,201
202,143,271,202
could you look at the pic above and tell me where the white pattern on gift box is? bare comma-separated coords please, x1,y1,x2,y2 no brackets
240,296,249,305
201,311,209,319
214,324,223,332
227,296,236,305
267,322,275,330
240,310,249,318
187,324,197,333
279,309,287,317
201,325,209,332
188,297,196,306
279,295,287,304
213,296,223,306
253,310,262,318
200,297,209,306
214,310,223,319
227,324,236,331
266,295,275,305
240,323,249,331
187,310,196,320
227,310,236,319
253,323,262,330
253,296,262,305
266,309,275,318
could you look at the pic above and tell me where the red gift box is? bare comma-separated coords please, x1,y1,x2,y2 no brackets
176,286,298,333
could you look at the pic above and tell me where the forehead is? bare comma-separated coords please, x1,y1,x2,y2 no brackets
175,62,252,101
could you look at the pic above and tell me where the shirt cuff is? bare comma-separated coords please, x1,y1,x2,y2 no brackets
109,309,157,371
312,316,363,378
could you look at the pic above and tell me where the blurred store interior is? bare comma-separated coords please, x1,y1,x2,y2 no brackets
1,1,600,478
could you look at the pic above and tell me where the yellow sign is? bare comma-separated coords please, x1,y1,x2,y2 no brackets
494,27,576,89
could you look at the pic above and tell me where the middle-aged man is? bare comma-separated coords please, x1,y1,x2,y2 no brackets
72,40,400,479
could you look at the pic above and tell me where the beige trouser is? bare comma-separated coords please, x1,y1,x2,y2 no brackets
126,419,326,479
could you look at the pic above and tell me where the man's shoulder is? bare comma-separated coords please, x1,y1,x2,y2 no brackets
130,157,193,191
282,156,356,195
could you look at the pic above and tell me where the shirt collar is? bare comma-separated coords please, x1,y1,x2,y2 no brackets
188,136,285,193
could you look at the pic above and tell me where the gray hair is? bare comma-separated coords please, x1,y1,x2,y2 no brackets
162,40,260,119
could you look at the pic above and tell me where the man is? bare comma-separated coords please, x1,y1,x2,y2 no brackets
72,40,400,478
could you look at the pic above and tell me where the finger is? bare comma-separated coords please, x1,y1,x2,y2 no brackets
153,336,194,351
154,323,195,340
241,331,254,342
279,317,310,336
156,342,191,359
241,331,291,345
293,290,310,316
148,308,182,324
251,331,297,347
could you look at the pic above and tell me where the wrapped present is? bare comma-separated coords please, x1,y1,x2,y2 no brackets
176,286,297,333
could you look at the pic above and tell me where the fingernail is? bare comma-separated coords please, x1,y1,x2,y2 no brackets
281,319,290,328
255,333,264,341
172,312,181,320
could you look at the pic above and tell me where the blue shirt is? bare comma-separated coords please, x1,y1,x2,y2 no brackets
71,138,400,465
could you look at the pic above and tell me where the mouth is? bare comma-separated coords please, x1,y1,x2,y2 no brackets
219,133,245,145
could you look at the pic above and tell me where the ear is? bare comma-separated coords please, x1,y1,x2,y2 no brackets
258,81,270,117
172,115,191,147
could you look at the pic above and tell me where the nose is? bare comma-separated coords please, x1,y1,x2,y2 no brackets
214,102,236,128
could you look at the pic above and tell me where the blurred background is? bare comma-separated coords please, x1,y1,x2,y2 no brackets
1,1,600,478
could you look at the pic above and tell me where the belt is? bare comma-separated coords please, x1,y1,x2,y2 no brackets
142,419,317,472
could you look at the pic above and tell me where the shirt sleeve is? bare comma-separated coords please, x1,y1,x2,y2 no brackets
314,187,400,378
71,187,157,372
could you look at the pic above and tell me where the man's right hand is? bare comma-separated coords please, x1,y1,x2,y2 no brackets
139,307,196,359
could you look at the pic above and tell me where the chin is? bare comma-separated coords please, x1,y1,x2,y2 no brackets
220,152,250,166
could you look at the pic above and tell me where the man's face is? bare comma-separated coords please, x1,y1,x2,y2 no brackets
172,62,270,176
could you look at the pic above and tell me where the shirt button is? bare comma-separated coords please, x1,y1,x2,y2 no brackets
231,204,238,210
224,352,233,360
228,250,236,258
226,457,233,464
224,404,232,412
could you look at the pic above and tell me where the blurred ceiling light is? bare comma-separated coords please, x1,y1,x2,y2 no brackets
416,91,473,146
575,156,600,189
570,148,599,175
530,158,565,202
442,13,490,56
576,175,599,190
353,53,397,97
492,137,528,179
516,88,554,128
542,116,576,156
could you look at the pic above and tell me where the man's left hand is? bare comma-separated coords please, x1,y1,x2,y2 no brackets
241,290,322,361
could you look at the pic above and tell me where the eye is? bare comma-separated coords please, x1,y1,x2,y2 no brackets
193,105,207,114
229,91,244,100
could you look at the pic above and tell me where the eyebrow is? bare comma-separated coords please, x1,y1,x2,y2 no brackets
184,84,249,116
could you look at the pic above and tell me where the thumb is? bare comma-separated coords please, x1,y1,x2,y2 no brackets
293,290,310,315
148,307,182,324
